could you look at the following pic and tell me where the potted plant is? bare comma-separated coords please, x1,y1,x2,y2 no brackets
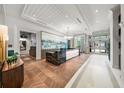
13,55,18,63
7,57,11,65
7,56,13,65
6,52,18,65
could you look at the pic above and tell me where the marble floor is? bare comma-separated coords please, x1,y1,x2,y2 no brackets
21,54,90,88
70,54,119,88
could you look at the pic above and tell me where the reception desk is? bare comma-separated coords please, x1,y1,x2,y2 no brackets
66,49,79,60
2,59,24,88
45,48,79,65
29,47,80,61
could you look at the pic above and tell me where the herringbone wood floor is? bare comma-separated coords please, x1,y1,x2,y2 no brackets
21,54,90,88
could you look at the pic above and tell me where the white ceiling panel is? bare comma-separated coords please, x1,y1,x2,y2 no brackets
77,4,117,32
22,4,88,35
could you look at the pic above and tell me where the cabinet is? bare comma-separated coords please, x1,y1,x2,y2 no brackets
2,59,24,88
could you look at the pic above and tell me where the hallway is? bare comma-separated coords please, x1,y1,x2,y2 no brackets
70,54,119,88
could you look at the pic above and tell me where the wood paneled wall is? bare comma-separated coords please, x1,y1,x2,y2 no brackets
0,25,8,62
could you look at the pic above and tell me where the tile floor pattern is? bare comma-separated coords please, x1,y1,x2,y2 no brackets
72,54,119,88
21,54,90,88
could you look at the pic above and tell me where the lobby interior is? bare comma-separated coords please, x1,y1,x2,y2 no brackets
0,4,124,88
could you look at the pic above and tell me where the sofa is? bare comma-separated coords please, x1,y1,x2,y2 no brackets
46,48,66,65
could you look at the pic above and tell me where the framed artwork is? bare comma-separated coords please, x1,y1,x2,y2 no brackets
20,41,26,51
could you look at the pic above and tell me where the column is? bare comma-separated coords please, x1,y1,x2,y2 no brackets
110,6,120,69
13,25,20,54
36,31,41,60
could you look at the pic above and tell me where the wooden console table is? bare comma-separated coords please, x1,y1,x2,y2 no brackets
2,59,24,88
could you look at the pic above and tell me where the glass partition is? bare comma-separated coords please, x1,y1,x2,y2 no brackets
41,32,67,49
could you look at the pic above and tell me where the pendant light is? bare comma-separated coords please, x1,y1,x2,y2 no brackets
64,26,73,40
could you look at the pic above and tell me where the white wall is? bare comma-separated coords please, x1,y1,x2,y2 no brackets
110,5,120,68
0,5,5,25
31,34,36,46
4,15,63,60
0,14,5,25
5,15,64,50
121,4,124,82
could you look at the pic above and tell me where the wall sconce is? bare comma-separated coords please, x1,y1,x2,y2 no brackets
119,21,124,28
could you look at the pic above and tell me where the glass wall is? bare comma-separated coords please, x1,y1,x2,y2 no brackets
91,31,109,53
74,35,85,52
41,32,67,49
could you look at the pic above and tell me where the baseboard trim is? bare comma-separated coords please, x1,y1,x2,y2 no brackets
65,55,91,88
106,59,124,88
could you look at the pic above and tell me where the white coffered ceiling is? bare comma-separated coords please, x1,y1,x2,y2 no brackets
3,4,118,35
21,4,89,35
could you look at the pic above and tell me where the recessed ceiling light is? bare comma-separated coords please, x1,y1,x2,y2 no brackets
95,9,99,13
96,20,99,23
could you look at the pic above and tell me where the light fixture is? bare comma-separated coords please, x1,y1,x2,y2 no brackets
96,20,99,23
95,9,99,13
119,21,124,27
20,38,26,41
64,26,73,40
64,36,73,39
